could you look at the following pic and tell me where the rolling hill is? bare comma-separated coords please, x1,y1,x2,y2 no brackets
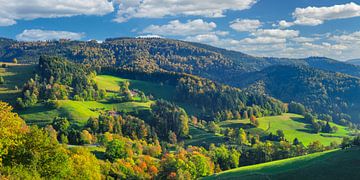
219,113,351,146
239,65,360,123
347,59,360,66
2,37,360,123
204,148,360,180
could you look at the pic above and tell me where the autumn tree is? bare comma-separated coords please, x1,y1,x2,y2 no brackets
0,76,4,84
237,128,248,145
0,102,27,163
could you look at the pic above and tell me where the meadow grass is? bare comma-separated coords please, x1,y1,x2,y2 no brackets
19,100,152,126
0,63,35,103
219,113,351,146
204,148,360,180
185,126,226,147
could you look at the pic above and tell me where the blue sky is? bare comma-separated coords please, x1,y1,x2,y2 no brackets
0,0,360,60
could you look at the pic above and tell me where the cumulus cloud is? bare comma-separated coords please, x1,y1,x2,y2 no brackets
252,29,299,38
278,20,294,28
278,2,360,27
240,37,286,44
331,31,360,44
16,29,85,41
0,0,114,26
114,0,257,22
185,34,220,43
183,29,360,60
143,19,217,36
229,19,261,32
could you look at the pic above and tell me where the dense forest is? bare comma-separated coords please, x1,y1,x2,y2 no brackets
1,37,360,123
238,65,360,124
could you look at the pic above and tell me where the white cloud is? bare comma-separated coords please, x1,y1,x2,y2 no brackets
0,0,114,26
136,35,163,39
253,29,299,38
279,2,360,27
143,19,217,36
114,0,257,22
278,20,294,28
331,31,360,44
183,29,360,60
185,34,220,43
229,19,261,32
16,29,85,41
291,37,317,43
241,36,286,44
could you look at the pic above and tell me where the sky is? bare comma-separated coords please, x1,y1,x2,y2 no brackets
0,0,360,61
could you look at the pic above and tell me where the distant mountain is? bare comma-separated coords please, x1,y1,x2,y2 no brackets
239,65,360,123
347,59,360,66
1,37,360,122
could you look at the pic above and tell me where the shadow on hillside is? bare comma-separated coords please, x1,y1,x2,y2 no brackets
17,104,53,115
92,150,106,160
296,128,316,134
221,123,255,129
290,116,308,124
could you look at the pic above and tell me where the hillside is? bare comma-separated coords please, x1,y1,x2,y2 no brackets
239,65,360,123
0,63,35,103
2,37,360,124
205,148,360,180
2,38,360,79
219,113,351,146
347,59,360,66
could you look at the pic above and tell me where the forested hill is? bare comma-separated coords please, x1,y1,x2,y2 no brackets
1,37,360,122
239,65,360,123
347,59,360,66
1,37,360,79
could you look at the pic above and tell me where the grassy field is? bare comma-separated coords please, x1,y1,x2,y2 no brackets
204,148,360,180
19,100,152,126
0,63,35,103
96,75,176,100
185,126,226,147
219,113,351,146
96,75,200,115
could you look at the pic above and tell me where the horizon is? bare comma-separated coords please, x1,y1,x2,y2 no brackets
1,36,357,62
0,0,360,60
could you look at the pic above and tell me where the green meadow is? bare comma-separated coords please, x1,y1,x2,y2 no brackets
204,148,360,180
219,113,351,146
0,63,35,103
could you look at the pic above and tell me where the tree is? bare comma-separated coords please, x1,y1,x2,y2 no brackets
80,130,94,144
323,121,333,133
0,76,4,84
323,114,333,122
3,126,71,179
307,141,324,153
237,128,248,145
312,120,321,133
242,111,248,119
86,117,99,134
288,102,306,115
52,117,70,136
105,139,128,161
0,102,27,163
276,129,285,141
304,113,314,123
332,126,339,133
293,138,300,145
151,100,189,138
168,131,177,144
69,147,101,179
208,121,220,133
250,115,259,127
